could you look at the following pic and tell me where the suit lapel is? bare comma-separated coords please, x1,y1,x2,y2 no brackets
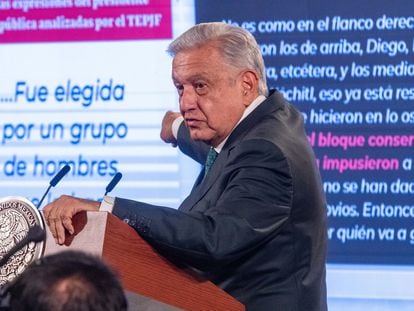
179,151,226,212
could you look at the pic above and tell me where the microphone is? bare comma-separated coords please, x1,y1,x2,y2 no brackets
0,225,45,267
37,164,71,209
49,164,71,187
104,172,122,196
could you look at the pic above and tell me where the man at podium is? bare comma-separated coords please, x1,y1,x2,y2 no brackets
44,22,328,311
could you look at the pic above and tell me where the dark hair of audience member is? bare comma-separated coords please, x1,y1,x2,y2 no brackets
7,250,127,311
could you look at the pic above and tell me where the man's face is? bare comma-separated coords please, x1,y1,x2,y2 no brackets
172,44,248,147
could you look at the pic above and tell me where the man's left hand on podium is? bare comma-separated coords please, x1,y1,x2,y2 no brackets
43,195,100,245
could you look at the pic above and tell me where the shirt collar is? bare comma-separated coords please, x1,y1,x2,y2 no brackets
215,95,266,153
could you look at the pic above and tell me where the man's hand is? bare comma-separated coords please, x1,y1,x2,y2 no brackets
160,111,182,147
42,195,100,245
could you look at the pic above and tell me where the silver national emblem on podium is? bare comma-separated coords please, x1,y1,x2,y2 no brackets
0,196,45,286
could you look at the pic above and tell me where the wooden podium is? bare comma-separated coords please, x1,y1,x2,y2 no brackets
44,212,244,311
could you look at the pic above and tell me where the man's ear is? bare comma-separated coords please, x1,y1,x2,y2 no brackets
240,70,259,102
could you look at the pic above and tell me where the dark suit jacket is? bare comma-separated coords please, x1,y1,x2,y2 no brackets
112,91,328,311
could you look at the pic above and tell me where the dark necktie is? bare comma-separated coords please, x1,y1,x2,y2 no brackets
204,148,218,177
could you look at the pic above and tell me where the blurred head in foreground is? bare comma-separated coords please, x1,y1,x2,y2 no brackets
6,250,127,311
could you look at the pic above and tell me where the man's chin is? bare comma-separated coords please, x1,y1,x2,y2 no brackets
189,133,211,144
190,135,205,142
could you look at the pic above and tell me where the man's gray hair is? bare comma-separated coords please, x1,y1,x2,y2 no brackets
168,22,268,96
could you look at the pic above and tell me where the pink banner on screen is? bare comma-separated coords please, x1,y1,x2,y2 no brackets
0,0,172,43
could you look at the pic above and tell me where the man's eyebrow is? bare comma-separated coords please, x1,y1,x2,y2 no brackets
173,73,212,84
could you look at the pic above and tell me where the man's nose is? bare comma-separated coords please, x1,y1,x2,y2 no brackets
180,87,198,112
